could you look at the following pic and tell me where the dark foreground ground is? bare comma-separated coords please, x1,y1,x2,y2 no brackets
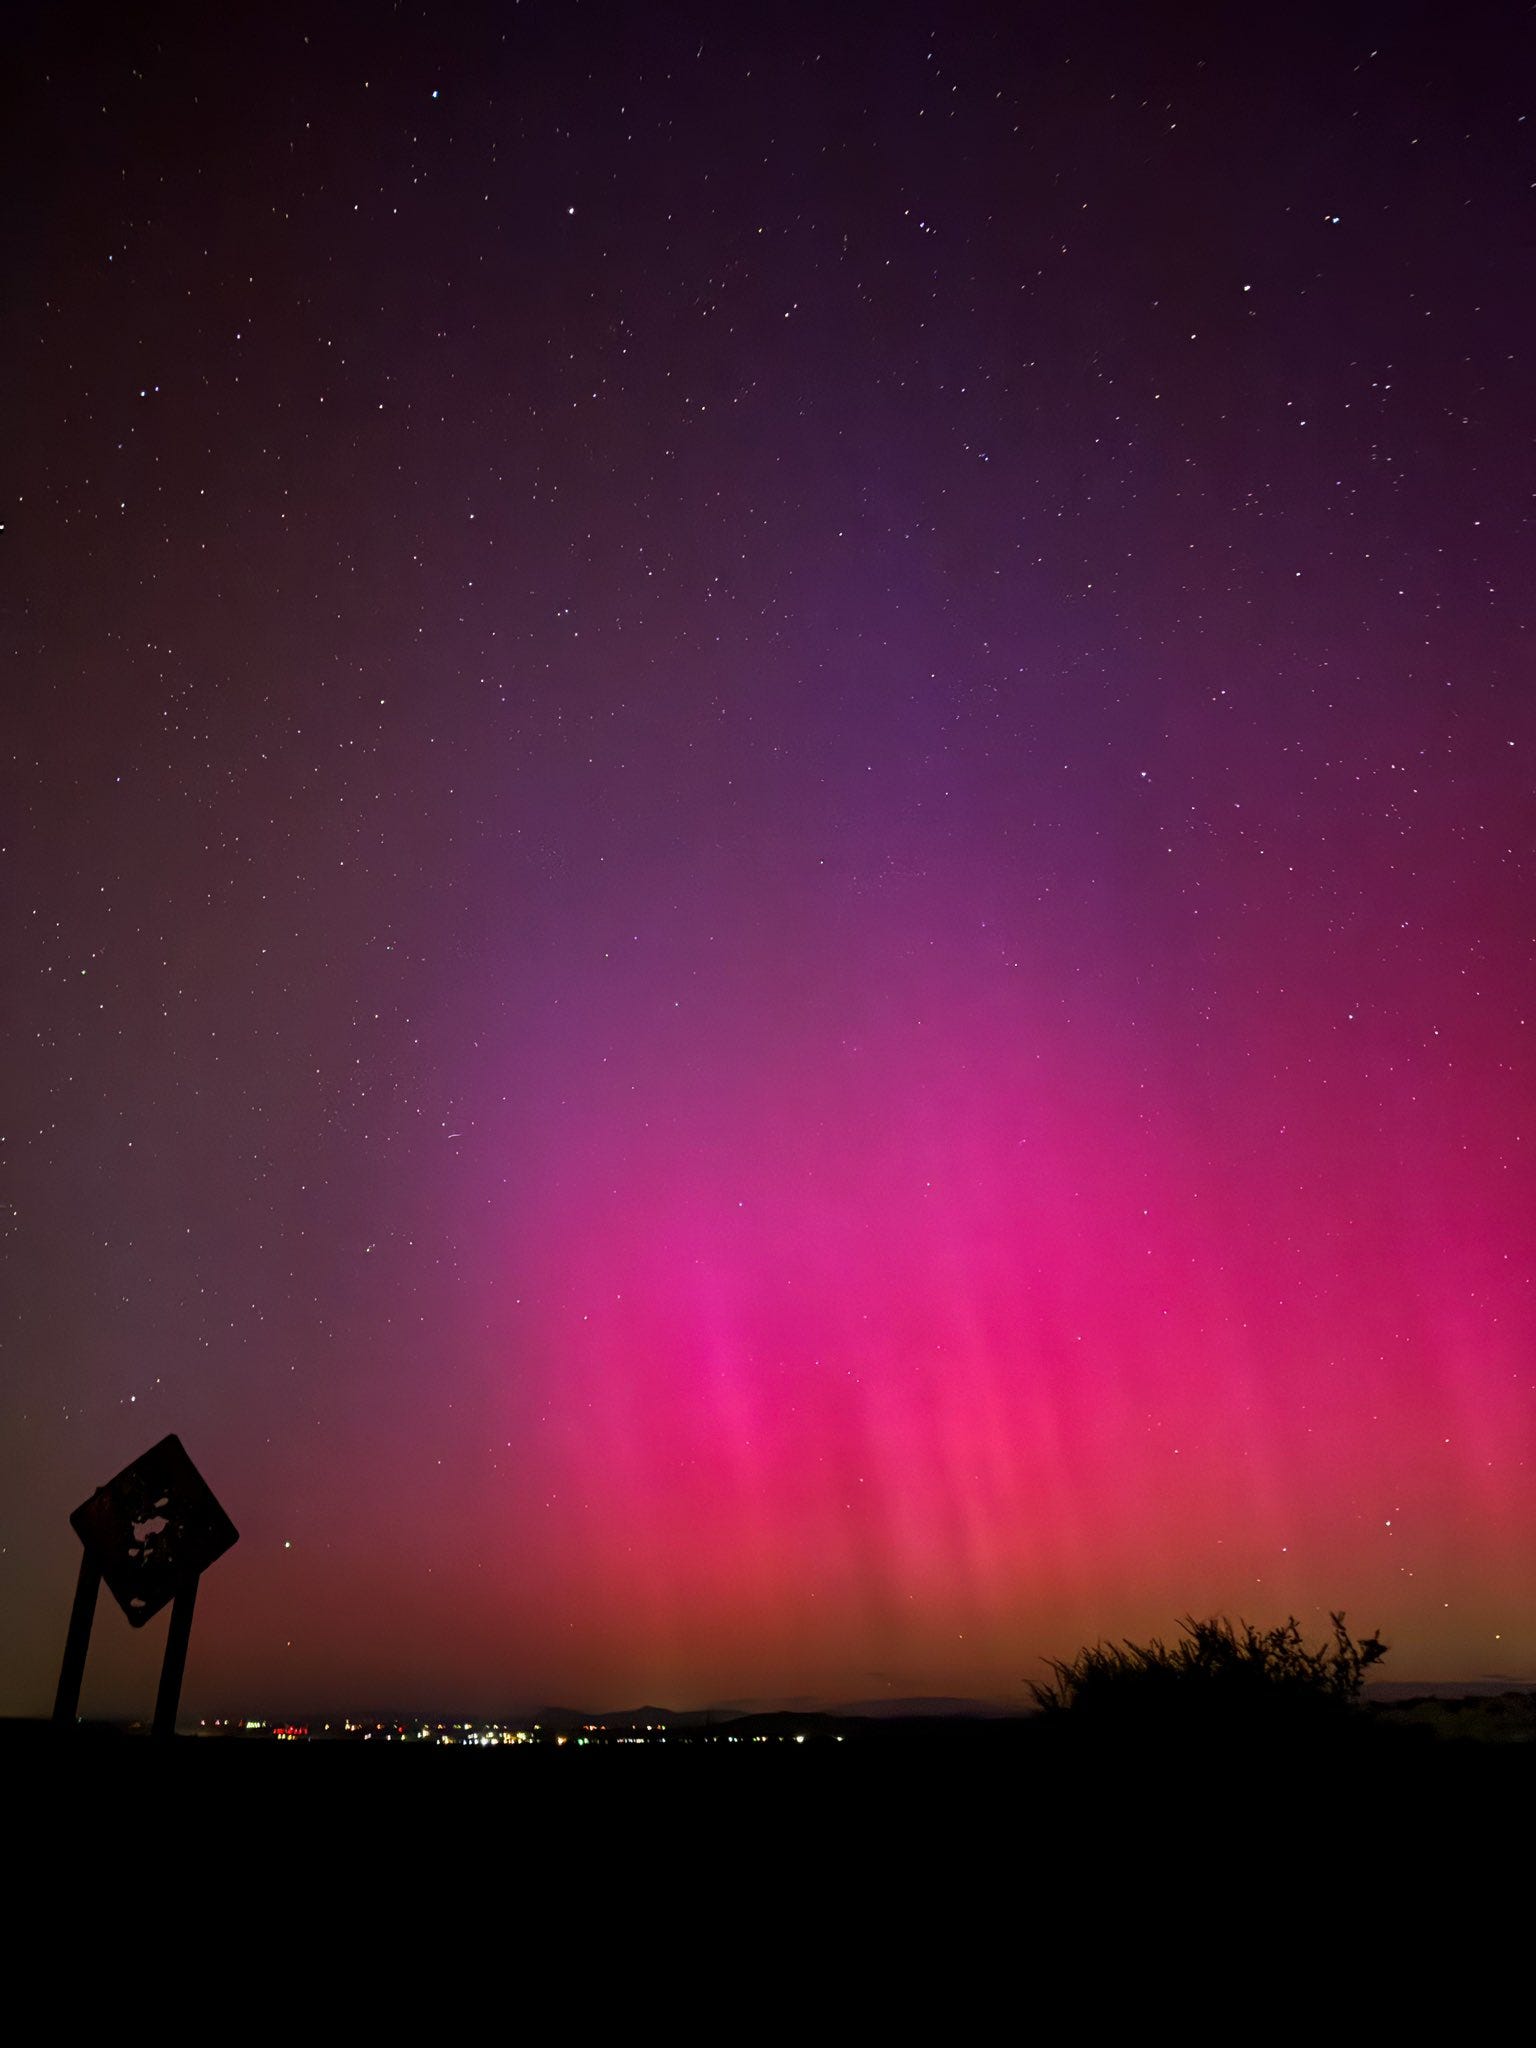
8,1706,1529,2005
11,1700,1530,1836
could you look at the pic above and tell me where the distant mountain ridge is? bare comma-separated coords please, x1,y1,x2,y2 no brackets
832,1696,1015,1720
214,1681,1533,1729
532,1695,1015,1729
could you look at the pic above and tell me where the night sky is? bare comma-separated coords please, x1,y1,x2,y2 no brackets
4,1,1532,1720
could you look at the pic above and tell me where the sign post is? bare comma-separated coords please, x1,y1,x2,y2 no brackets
55,1434,238,1738
53,1551,102,1726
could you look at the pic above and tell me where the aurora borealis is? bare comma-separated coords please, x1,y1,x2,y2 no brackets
3,2,1532,1718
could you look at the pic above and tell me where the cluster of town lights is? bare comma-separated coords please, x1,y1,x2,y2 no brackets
200,1718,834,1746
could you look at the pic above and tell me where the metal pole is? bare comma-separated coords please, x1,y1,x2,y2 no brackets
153,1575,199,1739
54,1551,101,1725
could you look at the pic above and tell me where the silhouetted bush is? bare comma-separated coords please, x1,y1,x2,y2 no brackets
1029,1613,1387,1740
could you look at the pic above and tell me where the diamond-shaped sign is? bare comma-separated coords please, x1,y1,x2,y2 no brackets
70,1434,238,1628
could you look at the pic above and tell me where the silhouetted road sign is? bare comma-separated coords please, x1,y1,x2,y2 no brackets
70,1434,238,1627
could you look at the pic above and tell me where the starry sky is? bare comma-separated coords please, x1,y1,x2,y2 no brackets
4,1,1532,1719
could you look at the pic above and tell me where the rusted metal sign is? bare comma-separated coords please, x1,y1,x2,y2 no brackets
56,1434,239,1737
70,1433,238,1627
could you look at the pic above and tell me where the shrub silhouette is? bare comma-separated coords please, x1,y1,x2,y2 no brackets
1029,1613,1387,1737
